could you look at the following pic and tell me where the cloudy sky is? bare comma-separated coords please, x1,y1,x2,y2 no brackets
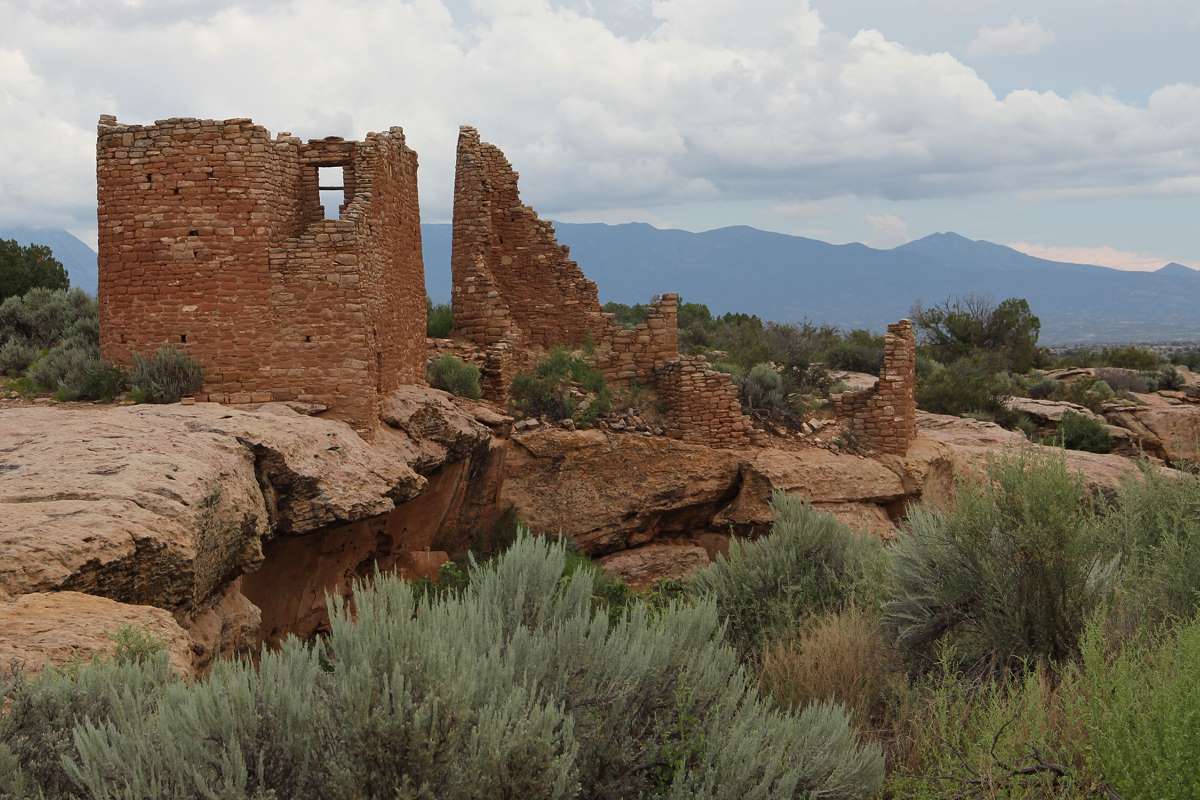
1,0,1197,269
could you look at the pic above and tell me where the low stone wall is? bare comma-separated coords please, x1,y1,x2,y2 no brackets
597,293,680,387
657,356,752,448
832,320,917,454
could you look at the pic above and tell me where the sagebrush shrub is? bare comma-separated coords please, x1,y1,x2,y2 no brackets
26,341,124,401
690,494,886,657
129,346,203,403
0,338,37,376
427,354,482,399
0,655,175,799
0,287,96,350
1097,467,1200,629
1057,410,1112,454
738,363,784,411
42,534,883,800
1092,367,1150,394
883,451,1117,670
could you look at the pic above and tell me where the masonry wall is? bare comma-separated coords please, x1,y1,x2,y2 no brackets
657,356,752,448
97,116,425,434
598,294,680,386
831,320,917,454
451,126,610,351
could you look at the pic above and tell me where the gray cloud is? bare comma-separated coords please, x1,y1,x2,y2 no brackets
1,0,1196,240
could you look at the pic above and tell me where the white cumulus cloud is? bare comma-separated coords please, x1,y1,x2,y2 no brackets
967,18,1055,57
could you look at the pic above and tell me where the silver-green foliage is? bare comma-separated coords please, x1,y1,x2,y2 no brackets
883,451,1118,670
60,533,882,800
1097,466,1200,628
689,494,886,656
129,346,203,403
0,653,173,799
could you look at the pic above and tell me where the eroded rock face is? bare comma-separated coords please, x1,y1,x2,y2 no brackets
597,544,711,589
0,389,501,670
0,592,194,677
1104,405,1200,464
500,429,743,555
913,412,1154,494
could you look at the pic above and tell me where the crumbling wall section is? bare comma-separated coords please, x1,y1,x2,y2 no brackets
598,293,680,386
657,356,752,448
832,320,917,454
97,116,425,434
451,126,609,350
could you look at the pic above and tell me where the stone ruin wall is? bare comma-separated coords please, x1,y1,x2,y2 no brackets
448,126,752,446
831,320,917,454
96,116,425,434
657,356,752,447
450,126,610,352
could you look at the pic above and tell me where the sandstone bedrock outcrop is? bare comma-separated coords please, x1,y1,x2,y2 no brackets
0,393,1177,675
0,388,501,672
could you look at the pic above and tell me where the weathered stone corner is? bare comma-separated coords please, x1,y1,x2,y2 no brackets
832,319,918,454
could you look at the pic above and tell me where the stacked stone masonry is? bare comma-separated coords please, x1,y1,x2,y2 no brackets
96,115,426,435
831,320,917,454
449,126,752,445
656,357,752,447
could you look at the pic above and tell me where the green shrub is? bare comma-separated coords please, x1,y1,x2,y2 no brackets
1051,376,1114,412
883,452,1117,670
739,363,785,411
129,346,203,403
26,342,125,401
0,240,69,301
0,287,96,350
1097,468,1200,629
887,662,1097,799
1096,345,1162,370
1075,614,1200,800
426,298,454,338
824,339,883,375
0,338,37,376
1170,348,1200,370
1092,367,1149,394
0,654,176,799
690,494,886,658
1026,377,1058,399
916,354,1013,418
427,354,482,399
510,347,611,426
1057,410,1113,454
47,534,882,800
1156,365,1186,391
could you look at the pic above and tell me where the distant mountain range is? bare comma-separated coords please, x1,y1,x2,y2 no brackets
7,224,1198,344
0,227,98,296
426,223,1200,344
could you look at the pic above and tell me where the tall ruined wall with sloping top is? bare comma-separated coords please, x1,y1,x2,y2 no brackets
449,126,752,446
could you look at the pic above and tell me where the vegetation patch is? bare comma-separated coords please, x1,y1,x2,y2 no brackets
426,354,482,399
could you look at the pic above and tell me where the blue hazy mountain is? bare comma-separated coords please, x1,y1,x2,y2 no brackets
10,223,1198,344
0,226,98,296
424,223,1199,344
